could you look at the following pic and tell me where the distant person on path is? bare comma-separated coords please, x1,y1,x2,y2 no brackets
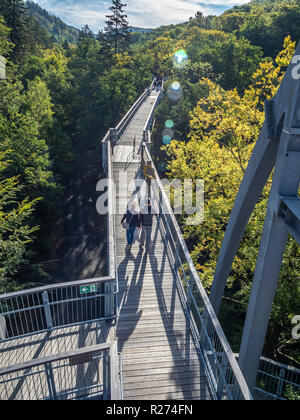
140,200,154,252
121,202,140,251
156,75,162,89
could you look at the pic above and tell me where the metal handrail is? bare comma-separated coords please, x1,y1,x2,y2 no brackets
259,356,300,374
100,81,156,312
0,342,112,375
115,89,149,142
0,84,157,399
0,276,113,299
107,141,116,279
253,356,300,400
0,277,117,341
105,77,157,148
107,130,120,315
143,88,163,134
141,144,253,400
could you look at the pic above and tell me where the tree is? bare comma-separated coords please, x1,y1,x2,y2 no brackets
79,24,94,41
0,152,39,293
163,38,299,363
104,0,131,54
0,15,13,57
20,46,73,180
214,0,300,58
0,0,26,60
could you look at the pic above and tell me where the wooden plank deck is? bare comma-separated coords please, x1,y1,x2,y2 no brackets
0,322,114,369
114,89,213,400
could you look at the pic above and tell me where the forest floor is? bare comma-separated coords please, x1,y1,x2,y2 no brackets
44,143,107,284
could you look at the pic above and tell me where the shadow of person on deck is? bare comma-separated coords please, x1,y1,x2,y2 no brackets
145,215,206,399
116,247,148,354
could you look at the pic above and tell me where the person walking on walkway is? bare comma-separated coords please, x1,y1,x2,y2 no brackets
140,200,153,252
121,202,140,252
144,160,155,199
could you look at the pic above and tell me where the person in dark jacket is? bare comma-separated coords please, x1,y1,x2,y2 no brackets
140,200,153,251
121,202,140,250
144,160,155,199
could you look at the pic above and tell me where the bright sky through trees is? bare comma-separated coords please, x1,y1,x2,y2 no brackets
33,0,249,30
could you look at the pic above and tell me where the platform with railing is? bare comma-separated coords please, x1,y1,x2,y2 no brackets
1,79,299,400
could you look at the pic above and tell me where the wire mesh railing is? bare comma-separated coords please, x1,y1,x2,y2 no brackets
0,277,116,342
254,356,300,400
0,81,158,400
0,342,120,400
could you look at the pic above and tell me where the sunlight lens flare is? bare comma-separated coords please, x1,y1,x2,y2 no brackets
167,81,183,101
173,49,188,69
171,81,181,90
162,128,174,145
163,135,172,145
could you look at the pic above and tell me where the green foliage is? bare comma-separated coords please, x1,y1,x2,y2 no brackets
0,15,13,57
20,46,73,180
0,152,39,293
26,1,79,45
0,80,55,196
0,0,49,60
214,0,300,57
284,385,300,401
25,77,53,134
0,0,26,59
0,1,156,288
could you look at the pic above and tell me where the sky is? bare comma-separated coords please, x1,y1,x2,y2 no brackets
33,0,250,31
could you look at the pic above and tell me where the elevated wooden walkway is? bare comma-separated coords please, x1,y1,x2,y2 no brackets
0,85,253,401
113,89,213,400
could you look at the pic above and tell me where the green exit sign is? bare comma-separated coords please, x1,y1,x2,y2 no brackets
80,284,98,294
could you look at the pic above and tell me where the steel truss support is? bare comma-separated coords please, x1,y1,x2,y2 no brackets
210,43,300,392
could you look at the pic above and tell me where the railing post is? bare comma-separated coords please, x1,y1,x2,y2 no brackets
45,362,57,400
103,348,111,400
102,141,108,174
104,281,114,318
42,291,53,330
110,342,121,400
165,214,170,244
133,135,138,159
186,275,195,318
216,355,230,400
133,134,136,151
173,238,180,271
143,130,148,143
158,189,163,221
0,315,7,340
276,368,285,399
141,144,146,175
110,128,118,148
119,352,124,400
